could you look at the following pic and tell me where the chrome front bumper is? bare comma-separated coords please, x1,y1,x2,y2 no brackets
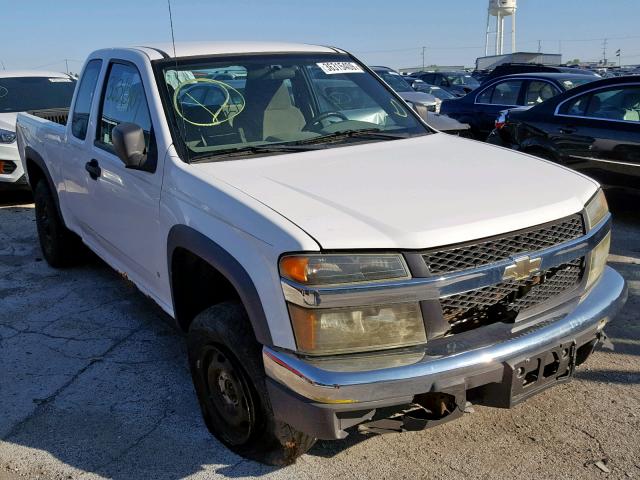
264,266,626,408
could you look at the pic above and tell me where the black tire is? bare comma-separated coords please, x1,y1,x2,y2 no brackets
33,179,84,268
187,301,316,465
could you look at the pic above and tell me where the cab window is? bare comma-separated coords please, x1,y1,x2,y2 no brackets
96,62,153,150
71,59,102,140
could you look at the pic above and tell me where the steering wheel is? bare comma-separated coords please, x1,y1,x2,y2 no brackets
303,111,348,131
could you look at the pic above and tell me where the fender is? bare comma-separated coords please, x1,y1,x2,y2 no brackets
167,224,273,346
24,146,65,221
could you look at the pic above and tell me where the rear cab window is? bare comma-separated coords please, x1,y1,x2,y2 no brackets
71,59,102,140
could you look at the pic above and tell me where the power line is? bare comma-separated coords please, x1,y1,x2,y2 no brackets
354,33,640,56
29,59,83,70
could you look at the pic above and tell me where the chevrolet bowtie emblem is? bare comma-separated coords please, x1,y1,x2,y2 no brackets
503,256,542,281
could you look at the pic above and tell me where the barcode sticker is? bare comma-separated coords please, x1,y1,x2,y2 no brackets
316,62,364,75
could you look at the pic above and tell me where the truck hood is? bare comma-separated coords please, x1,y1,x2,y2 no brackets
192,134,598,250
0,113,18,132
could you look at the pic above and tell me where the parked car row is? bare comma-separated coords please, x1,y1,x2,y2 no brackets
439,72,597,138
370,66,471,135
410,70,481,97
488,75,640,194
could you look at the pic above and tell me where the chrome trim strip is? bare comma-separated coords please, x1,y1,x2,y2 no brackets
282,215,610,309
266,266,627,403
570,156,640,168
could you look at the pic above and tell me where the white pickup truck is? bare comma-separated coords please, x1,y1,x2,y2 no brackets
16,42,626,465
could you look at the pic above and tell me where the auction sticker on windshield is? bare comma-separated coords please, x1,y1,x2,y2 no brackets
317,62,364,75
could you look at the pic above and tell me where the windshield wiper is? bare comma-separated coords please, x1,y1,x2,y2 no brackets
190,143,324,162
292,128,411,145
189,129,410,162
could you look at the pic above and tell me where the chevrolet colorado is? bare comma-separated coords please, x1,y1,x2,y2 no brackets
16,42,627,465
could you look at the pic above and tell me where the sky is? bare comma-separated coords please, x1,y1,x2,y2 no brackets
2,0,640,73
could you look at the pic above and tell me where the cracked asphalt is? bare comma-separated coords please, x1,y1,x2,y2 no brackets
1,189,639,480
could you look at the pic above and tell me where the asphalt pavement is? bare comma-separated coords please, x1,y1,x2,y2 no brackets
0,190,638,480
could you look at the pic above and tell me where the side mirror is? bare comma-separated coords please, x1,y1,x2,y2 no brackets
112,123,146,169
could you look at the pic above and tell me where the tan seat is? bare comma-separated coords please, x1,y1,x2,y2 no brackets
622,92,640,122
262,82,305,140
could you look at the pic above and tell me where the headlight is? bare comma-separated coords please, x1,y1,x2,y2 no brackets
288,302,426,355
0,128,16,144
586,232,610,290
585,189,609,230
279,254,409,286
584,189,611,289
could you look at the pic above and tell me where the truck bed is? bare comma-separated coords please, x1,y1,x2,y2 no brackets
27,108,69,126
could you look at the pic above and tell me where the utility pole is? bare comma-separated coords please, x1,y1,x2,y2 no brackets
602,38,608,65
65,59,69,74
421,46,426,71
0,60,5,70
537,40,542,53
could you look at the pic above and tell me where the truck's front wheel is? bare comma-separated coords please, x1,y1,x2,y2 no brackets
33,180,84,268
187,301,316,465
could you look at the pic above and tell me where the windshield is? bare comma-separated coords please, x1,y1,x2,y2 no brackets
445,73,480,88
157,53,428,161
374,70,413,93
0,76,76,113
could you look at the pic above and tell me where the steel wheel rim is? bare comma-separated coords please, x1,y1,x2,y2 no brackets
200,345,255,445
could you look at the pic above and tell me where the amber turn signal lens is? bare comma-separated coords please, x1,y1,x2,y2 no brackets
279,256,309,283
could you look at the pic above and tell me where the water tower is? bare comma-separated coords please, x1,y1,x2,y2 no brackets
485,0,517,56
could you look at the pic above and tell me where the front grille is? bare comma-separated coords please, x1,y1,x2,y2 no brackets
423,214,584,275
0,160,17,174
441,258,584,334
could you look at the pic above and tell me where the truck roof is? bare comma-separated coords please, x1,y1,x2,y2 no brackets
0,69,71,79
129,41,338,60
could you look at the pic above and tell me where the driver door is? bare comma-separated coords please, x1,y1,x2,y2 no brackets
82,60,164,296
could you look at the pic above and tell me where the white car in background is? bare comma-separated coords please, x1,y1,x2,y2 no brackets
0,70,76,189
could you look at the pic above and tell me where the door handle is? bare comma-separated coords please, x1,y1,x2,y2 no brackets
559,126,576,134
85,159,101,180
